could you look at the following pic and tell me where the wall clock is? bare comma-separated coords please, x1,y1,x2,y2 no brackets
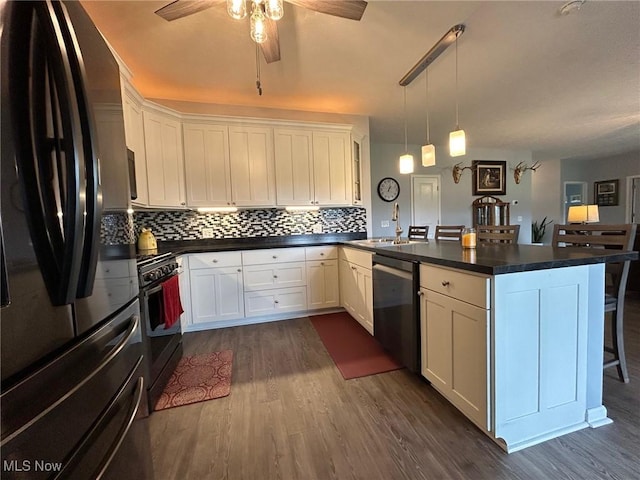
377,177,400,202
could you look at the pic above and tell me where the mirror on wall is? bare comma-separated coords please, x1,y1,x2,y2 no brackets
563,181,588,223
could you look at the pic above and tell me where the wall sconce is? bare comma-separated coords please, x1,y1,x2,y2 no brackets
452,162,474,184
513,161,541,184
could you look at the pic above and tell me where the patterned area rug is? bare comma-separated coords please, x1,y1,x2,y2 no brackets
154,350,233,411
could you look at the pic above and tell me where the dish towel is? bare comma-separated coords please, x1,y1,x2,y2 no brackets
162,275,183,330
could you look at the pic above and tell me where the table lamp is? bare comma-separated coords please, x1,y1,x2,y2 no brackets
567,204,600,224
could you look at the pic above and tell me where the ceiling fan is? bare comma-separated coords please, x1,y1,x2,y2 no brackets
155,0,368,64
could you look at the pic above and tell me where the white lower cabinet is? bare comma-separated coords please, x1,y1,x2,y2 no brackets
420,287,489,431
420,263,490,431
339,248,373,334
242,262,306,291
189,266,244,325
306,260,339,310
244,287,307,317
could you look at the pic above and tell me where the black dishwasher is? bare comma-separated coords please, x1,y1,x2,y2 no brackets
372,254,420,373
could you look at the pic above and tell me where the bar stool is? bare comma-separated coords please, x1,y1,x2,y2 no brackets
477,225,520,244
407,225,429,240
552,223,637,383
434,225,465,241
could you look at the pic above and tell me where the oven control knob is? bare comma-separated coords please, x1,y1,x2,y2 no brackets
143,272,154,282
162,266,171,275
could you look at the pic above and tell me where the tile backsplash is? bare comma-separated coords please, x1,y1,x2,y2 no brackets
131,207,367,242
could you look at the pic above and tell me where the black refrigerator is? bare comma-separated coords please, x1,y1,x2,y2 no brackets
1,1,154,478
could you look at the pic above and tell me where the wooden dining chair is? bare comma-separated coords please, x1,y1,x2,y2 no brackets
477,225,520,244
552,223,637,382
407,225,429,240
434,225,465,241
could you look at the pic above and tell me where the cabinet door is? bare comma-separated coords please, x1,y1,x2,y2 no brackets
122,92,149,205
355,265,373,334
244,287,307,317
93,106,129,210
339,259,357,315
274,129,314,206
183,123,232,207
312,131,352,205
243,262,306,291
190,267,244,324
143,110,185,207
421,288,489,430
228,126,275,206
306,260,339,310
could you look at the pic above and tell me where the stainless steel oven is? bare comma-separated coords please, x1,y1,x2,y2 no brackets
137,252,183,411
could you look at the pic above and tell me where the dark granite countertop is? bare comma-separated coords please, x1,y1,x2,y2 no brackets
158,232,366,255
157,234,637,276
342,240,638,275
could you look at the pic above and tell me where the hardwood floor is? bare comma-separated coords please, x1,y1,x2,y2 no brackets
148,294,640,480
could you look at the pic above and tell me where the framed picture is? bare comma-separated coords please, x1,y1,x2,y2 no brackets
594,179,619,206
569,194,582,203
472,160,506,196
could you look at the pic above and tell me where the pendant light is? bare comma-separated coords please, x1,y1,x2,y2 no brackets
421,69,436,167
399,86,414,174
449,35,466,157
250,2,268,44
227,0,247,19
265,0,284,20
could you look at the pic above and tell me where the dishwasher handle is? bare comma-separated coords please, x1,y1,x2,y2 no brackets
372,263,414,282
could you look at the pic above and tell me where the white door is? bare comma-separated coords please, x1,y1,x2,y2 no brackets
411,176,440,238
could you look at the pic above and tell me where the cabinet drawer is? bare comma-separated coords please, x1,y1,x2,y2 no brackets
242,247,305,265
243,262,306,291
244,287,307,317
420,264,490,309
305,246,338,261
189,252,242,269
339,247,372,269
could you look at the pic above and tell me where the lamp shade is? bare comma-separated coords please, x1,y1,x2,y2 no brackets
399,154,414,174
421,144,436,167
449,129,466,157
567,204,600,223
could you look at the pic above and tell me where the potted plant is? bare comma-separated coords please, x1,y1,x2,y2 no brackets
531,217,553,244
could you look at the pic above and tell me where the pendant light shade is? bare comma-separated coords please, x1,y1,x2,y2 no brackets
227,0,247,19
265,0,284,20
399,154,414,174
449,35,466,157
422,69,436,167
449,129,466,157
399,86,414,174
250,5,268,44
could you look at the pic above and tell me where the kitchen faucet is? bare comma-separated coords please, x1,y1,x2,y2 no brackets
392,202,403,244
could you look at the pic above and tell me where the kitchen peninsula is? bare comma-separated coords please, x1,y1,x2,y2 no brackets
167,235,636,453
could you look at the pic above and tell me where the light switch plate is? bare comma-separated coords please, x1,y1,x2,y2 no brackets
202,228,214,238
381,220,390,228
312,224,323,234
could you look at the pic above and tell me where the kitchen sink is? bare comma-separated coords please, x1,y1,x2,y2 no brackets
347,238,423,247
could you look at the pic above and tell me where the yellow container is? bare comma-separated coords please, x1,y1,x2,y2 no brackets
461,228,476,248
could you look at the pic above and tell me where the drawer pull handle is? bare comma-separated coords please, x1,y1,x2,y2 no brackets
417,291,423,297
441,281,450,287
274,300,279,304
272,255,277,259
212,259,218,263
351,266,357,270
321,262,324,266
273,275,278,279
237,269,242,273
320,253,324,256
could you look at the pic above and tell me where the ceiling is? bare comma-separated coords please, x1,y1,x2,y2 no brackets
81,0,640,162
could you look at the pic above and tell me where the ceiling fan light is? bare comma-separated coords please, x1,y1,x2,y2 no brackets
227,0,247,19
421,144,436,167
265,0,284,20
449,129,466,157
250,6,268,44
399,154,414,174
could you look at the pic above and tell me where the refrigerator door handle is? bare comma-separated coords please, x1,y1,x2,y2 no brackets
8,1,87,306
53,1,103,299
0,218,9,308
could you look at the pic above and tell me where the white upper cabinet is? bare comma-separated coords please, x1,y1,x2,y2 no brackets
228,125,275,206
274,128,353,206
312,131,352,206
183,123,232,207
121,88,149,206
143,109,186,207
274,129,314,206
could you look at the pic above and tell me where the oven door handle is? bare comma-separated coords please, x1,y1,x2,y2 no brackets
144,284,163,297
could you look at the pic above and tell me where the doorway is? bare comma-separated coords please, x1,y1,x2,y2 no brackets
411,175,440,239
562,181,588,223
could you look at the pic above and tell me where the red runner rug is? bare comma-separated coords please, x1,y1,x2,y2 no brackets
310,312,402,380
154,350,233,411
